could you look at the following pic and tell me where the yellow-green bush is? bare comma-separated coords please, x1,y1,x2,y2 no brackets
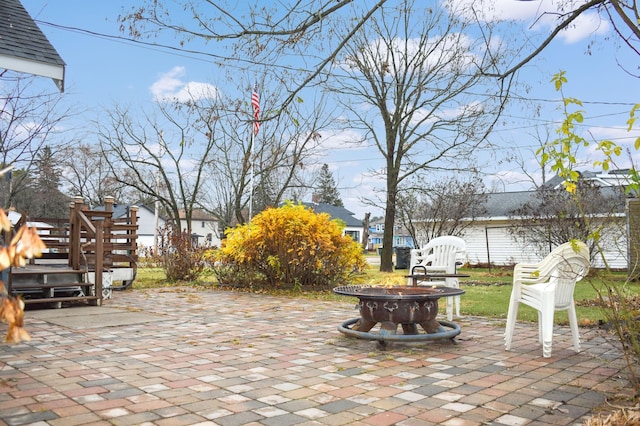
210,202,367,288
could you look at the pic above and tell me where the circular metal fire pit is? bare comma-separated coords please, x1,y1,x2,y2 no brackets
333,285,465,349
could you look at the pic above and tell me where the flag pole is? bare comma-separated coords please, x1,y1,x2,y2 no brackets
154,131,163,254
249,130,254,221
249,83,260,222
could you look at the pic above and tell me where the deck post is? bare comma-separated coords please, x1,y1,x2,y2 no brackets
94,220,104,306
104,196,114,261
67,200,74,268
130,206,139,261
70,197,84,270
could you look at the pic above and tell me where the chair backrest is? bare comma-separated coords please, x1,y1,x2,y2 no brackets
549,242,590,309
515,241,590,309
410,236,466,273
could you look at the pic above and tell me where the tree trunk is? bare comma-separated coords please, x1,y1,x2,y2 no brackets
362,212,370,251
380,166,398,272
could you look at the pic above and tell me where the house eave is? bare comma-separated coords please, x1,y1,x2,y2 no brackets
0,53,65,91
414,212,627,224
0,0,67,92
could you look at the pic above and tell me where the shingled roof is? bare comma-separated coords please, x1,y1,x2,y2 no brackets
302,202,363,227
483,186,626,219
0,0,65,91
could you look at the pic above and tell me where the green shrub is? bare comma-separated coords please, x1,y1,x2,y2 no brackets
210,202,367,289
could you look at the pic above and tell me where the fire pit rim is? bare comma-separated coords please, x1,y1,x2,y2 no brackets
333,284,464,300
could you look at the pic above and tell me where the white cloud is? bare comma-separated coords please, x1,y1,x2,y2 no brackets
487,170,538,192
150,66,219,102
578,125,640,168
587,125,640,145
447,0,560,21
341,171,386,218
319,128,365,150
445,0,610,44
554,10,609,43
411,101,485,126
343,32,478,78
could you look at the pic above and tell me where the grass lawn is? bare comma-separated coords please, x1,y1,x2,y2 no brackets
132,263,638,326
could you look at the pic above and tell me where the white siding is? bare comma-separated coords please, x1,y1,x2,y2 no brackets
594,221,627,269
458,218,628,269
460,221,540,266
178,219,221,247
134,208,163,254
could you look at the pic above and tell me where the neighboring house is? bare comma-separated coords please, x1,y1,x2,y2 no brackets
413,171,631,269
301,202,365,245
109,204,164,252
7,210,57,253
178,209,221,247
368,220,384,250
108,205,221,251
367,219,415,251
456,190,627,269
555,169,635,188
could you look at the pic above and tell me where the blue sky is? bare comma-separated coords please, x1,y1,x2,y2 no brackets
16,0,640,219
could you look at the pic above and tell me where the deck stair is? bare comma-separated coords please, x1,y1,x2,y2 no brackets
10,265,99,308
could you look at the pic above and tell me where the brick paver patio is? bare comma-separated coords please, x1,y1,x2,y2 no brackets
0,287,630,425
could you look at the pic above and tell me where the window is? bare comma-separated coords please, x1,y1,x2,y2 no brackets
345,230,360,242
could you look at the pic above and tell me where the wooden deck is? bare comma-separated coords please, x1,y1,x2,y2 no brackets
7,197,138,307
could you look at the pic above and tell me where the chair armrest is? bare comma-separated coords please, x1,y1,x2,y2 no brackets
513,262,549,285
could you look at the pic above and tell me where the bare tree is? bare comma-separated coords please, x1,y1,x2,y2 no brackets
508,180,626,263
197,85,328,230
398,175,488,248
118,1,390,113
58,141,137,208
494,0,640,79
329,1,510,271
97,99,215,236
0,74,70,209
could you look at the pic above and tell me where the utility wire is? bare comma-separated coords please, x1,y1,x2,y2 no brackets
37,20,639,108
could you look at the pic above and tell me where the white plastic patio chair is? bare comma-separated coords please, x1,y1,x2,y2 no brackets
504,241,590,358
407,236,466,321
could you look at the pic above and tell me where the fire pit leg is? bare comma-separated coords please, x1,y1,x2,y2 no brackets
377,340,390,350
352,318,376,332
377,321,398,350
379,321,398,334
337,318,461,347
419,318,444,334
401,323,419,334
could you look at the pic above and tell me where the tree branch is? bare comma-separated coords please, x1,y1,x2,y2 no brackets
489,0,608,80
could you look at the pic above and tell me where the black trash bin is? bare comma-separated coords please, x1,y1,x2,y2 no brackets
394,246,411,269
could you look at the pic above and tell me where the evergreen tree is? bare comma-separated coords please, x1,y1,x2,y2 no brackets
315,164,343,207
14,146,70,218
35,146,60,193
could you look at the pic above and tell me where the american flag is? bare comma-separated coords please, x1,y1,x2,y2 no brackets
251,84,260,135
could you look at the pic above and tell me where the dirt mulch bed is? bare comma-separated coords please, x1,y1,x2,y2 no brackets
584,402,640,425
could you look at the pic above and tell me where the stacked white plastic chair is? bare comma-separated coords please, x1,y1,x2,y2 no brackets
407,236,466,321
504,241,590,358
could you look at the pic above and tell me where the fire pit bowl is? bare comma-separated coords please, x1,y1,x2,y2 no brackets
333,285,465,349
